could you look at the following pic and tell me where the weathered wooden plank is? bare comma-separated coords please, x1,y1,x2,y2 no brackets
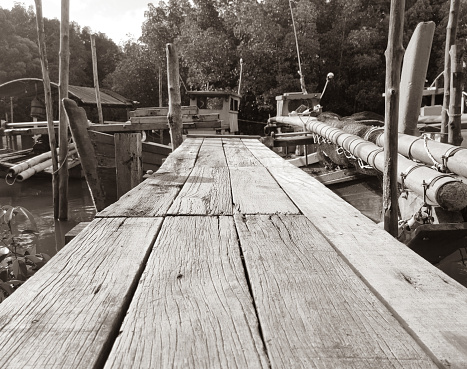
196,137,228,167
104,216,269,369
168,167,232,215
222,138,262,167
130,114,219,124
252,149,467,368
0,217,163,369
230,166,299,214
234,214,437,368
97,138,202,217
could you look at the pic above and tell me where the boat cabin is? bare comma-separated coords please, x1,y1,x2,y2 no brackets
188,91,241,133
275,92,322,116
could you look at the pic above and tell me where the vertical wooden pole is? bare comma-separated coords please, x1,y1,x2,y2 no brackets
166,43,183,150
114,133,142,198
441,0,461,143
91,34,104,124
448,42,464,146
383,0,405,237
58,0,70,220
158,64,163,107
10,97,14,123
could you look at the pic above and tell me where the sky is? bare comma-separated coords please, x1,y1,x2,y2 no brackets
2,0,150,44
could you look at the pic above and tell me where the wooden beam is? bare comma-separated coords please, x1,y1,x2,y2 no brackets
166,43,183,150
63,98,107,211
383,0,405,236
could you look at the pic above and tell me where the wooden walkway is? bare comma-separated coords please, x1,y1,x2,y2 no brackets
1,137,467,368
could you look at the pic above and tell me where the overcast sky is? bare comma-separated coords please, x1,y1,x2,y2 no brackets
2,0,149,44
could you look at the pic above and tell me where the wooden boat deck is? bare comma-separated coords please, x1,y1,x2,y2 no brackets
0,137,466,368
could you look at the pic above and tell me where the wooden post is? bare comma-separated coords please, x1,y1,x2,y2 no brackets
114,133,142,198
448,42,464,146
91,34,104,124
10,97,14,123
63,98,106,211
58,0,70,220
383,0,405,237
441,0,461,143
166,43,183,150
158,64,163,107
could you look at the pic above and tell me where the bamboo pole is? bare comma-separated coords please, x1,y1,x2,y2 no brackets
166,44,183,150
58,0,70,220
34,0,60,218
91,34,104,124
8,143,75,177
448,42,464,146
441,0,461,143
383,0,405,236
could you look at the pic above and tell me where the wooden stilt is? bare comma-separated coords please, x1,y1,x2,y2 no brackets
166,44,183,150
383,0,405,237
114,133,142,198
58,0,70,220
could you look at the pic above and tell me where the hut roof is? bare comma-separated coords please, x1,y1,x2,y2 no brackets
0,78,133,108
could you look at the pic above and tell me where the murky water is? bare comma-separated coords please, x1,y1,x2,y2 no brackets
0,177,96,256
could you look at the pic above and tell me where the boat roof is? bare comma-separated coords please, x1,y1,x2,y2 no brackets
0,78,133,108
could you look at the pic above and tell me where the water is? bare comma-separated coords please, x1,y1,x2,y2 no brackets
0,177,96,257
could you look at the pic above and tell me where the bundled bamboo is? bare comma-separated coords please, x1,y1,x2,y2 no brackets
377,133,467,178
7,143,76,177
16,148,77,182
269,115,467,211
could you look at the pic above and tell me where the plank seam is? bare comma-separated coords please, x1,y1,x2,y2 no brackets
232,214,272,369
241,139,304,216
91,217,165,369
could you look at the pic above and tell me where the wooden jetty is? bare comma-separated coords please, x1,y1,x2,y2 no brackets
0,136,466,368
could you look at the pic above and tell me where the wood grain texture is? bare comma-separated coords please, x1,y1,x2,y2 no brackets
230,166,299,214
253,148,467,368
97,138,202,217
114,132,142,198
104,216,269,369
234,214,437,368
196,138,228,167
168,166,232,215
0,217,163,369
222,138,261,167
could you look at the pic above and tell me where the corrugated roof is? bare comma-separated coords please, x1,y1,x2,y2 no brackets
0,78,133,108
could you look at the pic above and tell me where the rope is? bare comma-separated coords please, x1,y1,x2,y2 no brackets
422,134,443,171
289,0,307,94
5,173,17,186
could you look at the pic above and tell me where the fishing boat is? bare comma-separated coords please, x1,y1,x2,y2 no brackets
261,21,467,271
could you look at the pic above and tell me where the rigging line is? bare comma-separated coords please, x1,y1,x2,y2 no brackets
289,0,307,94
